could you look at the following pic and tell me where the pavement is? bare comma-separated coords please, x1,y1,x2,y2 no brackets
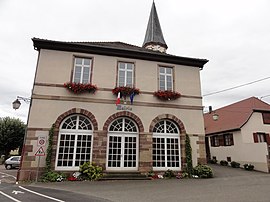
23,164,270,202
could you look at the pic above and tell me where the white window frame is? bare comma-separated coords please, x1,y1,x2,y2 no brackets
55,115,93,171
73,57,92,84
106,118,139,171
117,62,134,87
159,66,173,91
257,133,266,143
152,120,181,171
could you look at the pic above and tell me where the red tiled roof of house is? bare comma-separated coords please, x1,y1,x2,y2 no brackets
204,97,270,135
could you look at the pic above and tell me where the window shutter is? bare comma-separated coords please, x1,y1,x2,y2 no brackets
266,133,270,145
253,133,258,143
230,134,234,146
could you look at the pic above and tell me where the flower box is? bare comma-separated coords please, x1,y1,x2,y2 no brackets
153,90,181,100
64,82,97,94
112,86,140,97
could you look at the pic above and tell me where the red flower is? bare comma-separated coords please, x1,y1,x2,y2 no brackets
64,82,97,94
67,176,77,181
112,86,140,97
153,90,181,100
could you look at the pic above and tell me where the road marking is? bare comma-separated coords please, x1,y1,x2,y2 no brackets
12,190,25,195
19,186,65,202
0,171,17,179
0,191,21,202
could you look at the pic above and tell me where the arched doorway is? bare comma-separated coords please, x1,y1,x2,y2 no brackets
55,114,93,170
106,117,139,171
152,119,181,170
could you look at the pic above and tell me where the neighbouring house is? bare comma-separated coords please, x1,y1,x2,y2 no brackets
204,97,270,172
18,2,208,181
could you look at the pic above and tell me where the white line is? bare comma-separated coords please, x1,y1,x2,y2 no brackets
0,191,21,202
0,171,17,179
19,186,65,202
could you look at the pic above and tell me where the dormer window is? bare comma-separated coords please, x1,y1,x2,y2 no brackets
73,57,92,84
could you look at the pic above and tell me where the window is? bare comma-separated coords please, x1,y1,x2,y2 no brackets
73,57,92,83
152,120,180,170
210,133,234,147
117,62,134,87
159,66,173,91
55,115,93,170
224,133,234,146
255,133,267,143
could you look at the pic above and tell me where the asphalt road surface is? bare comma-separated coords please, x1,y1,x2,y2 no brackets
0,165,110,202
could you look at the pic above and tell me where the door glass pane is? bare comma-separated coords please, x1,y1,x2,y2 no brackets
153,137,165,167
166,138,179,168
108,136,121,167
124,136,136,167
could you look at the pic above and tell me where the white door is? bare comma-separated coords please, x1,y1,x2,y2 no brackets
106,118,138,171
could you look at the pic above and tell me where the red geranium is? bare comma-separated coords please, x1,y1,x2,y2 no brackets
154,90,181,101
64,82,97,94
112,86,140,97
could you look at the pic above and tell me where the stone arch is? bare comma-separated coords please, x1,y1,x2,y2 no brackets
54,108,98,131
149,114,186,134
103,111,144,132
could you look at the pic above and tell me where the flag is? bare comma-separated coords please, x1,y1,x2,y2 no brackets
130,92,135,105
116,92,121,105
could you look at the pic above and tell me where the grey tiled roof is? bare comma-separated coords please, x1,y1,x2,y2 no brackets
142,2,167,48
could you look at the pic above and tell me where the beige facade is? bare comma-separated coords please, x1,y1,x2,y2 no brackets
18,38,208,181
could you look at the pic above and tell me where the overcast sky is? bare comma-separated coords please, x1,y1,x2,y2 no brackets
1,0,270,123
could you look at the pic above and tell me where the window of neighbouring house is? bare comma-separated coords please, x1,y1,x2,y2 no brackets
210,134,234,147
224,133,234,146
117,62,134,87
73,57,92,83
55,114,93,170
152,120,180,170
262,112,270,124
159,66,173,91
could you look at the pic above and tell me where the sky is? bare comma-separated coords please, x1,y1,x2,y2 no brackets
1,0,270,123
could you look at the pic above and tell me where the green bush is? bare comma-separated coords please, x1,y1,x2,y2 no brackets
79,162,103,180
41,171,66,182
193,164,213,178
164,169,175,179
230,161,240,168
220,160,228,166
243,164,254,171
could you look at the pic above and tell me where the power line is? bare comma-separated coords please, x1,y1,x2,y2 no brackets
203,76,270,97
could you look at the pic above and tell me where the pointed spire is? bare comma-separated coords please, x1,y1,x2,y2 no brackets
143,1,168,52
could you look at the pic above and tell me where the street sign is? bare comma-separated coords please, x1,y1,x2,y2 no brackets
37,136,46,147
35,147,45,156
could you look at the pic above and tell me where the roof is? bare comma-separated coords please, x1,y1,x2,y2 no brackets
142,2,167,49
32,38,208,68
204,97,270,135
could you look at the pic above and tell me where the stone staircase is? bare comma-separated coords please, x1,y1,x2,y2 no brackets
101,171,151,180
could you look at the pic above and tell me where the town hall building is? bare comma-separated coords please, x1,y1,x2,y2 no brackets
18,2,208,181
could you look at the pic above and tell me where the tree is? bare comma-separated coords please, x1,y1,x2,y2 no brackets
185,134,193,177
0,117,25,159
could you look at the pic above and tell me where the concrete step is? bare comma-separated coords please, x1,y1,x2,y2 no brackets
101,171,151,180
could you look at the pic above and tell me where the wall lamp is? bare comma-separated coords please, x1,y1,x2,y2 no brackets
209,106,219,121
12,96,31,110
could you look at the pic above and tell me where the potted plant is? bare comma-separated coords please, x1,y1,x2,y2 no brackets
112,86,140,97
153,90,181,101
243,164,254,171
64,82,97,94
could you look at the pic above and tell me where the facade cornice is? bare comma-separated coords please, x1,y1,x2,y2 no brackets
32,38,208,69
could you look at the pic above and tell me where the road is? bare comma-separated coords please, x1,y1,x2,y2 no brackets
0,165,110,202
0,164,270,201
